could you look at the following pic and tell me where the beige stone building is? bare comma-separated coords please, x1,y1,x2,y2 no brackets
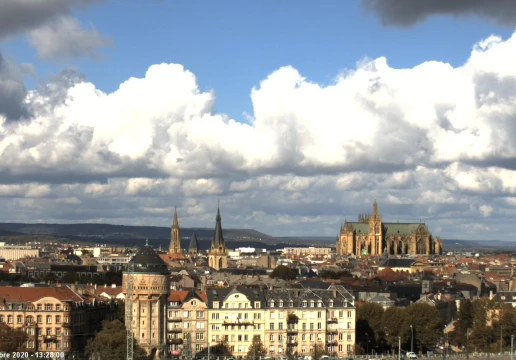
207,287,266,357
337,201,443,256
166,290,208,355
264,285,356,357
0,285,114,355
123,241,171,357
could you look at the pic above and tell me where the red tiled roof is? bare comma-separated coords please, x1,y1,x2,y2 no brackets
0,286,83,303
167,290,207,303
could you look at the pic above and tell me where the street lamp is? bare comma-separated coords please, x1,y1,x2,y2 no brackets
410,325,414,353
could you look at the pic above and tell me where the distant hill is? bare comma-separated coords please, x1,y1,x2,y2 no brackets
0,222,515,253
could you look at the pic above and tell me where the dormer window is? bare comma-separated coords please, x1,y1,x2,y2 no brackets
192,301,196,306
310,301,314,308
270,301,274,308
302,301,307,308
317,301,322,308
329,300,334,308
289,301,294,307
279,300,283,308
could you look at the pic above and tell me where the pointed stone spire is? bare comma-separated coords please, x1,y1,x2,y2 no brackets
189,231,199,255
211,205,225,252
173,206,179,227
169,207,181,254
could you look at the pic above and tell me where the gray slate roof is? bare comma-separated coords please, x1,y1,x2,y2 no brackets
129,241,169,274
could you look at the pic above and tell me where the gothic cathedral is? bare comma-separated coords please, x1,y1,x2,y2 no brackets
208,206,228,270
337,200,442,256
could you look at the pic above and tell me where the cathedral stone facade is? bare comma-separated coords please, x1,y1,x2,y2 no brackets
337,201,442,256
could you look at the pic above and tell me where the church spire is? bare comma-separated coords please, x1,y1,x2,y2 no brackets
169,207,181,254
211,205,225,252
173,206,179,227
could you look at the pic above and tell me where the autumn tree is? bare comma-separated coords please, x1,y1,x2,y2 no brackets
247,336,267,360
85,319,146,360
0,322,28,352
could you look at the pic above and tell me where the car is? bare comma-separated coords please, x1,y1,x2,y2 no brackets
407,352,417,359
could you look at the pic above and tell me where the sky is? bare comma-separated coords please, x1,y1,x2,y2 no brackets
1,1,516,240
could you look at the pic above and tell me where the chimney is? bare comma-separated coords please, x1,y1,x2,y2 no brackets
489,290,494,300
333,290,337,298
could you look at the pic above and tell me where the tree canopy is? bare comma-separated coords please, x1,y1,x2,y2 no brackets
270,265,297,280
0,322,28,352
85,319,146,360
247,336,267,360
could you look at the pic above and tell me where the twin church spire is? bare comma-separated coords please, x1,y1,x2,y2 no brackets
168,204,226,263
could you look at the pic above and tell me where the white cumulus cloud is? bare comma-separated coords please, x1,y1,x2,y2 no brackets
1,33,516,239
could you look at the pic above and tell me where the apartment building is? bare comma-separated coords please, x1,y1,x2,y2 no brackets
207,287,267,357
264,285,356,357
0,285,115,356
166,290,208,355
203,286,356,358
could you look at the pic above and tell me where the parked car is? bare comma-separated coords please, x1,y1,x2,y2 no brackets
407,352,417,359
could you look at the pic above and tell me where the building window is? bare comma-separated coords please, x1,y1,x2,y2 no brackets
56,304,61,311
347,311,352,318
347,322,351,329
55,316,61,324
196,311,204,319
269,323,274,330
17,315,23,324
7,315,13,324
46,316,52,324
255,302,260,308
45,304,53,311
37,316,42,324
196,333,204,340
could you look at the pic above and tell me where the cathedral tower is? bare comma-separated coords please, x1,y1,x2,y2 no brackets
169,207,182,254
208,206,228,270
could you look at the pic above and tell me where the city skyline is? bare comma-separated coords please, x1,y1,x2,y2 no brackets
1,1,516,240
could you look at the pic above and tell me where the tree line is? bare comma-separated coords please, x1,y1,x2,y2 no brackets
356,302,442,355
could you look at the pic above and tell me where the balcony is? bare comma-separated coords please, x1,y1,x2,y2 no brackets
169,328,182,333
286,329,298,334
25,321,37,327
326,329,338,334
286,341,298,346
326,340,338,346
167,338,183,345
327,317,338,324
168,317,182,322
223,319,253,325
43,335,58,342
62,322,72,327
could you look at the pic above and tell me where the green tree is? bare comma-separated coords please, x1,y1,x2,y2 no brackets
382,306,406,352
247,336,267,359
85,320,146,360
469,300,493,352
357,302,385,352
404,302,442,352
270,265,297,280
452,299,474,347
0,322,28,352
